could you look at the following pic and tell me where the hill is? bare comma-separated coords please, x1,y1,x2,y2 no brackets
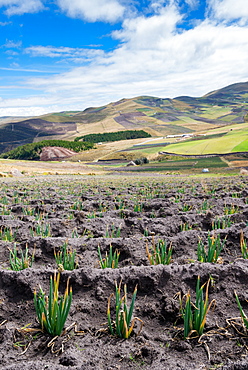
0,81,248,156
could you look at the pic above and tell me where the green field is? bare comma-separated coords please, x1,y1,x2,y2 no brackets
164,128,248,155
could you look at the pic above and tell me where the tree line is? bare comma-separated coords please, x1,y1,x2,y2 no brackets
74,130,151,143
0,140,95,160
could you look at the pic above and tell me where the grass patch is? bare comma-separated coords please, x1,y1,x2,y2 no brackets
164,128,248,155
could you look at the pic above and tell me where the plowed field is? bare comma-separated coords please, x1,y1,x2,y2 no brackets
0,174,248,369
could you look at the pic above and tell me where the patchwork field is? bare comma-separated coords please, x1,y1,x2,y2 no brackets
0,174,248,369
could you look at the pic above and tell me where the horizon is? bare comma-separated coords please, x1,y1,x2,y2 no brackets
0,0,248,117
0,79,247,119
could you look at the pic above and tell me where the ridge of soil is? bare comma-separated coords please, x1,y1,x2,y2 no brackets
0,174,248,369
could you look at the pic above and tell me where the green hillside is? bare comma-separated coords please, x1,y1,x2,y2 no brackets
0,81,248,155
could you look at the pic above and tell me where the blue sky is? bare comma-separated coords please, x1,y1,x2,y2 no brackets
0,0,248,116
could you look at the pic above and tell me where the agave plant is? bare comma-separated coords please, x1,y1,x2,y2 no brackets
54,241,78,271
197,233,226,263
107,281,143,339
146,236,173,265
34,272,72,336
98,244,120,269
9,243,35,271
179,276,214,338
235,291,248,331
240,230,248,259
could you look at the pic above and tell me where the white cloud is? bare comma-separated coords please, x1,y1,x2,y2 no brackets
0,94,66,116
56,0,125,22
208,0,248,24
184,0,199,7
0,0,44,15
0,21,11,25
25,45,105,62
112,4,181,50
0,105,57,117
5,49,19,55
3,39,22,48
1,2,248,116
23,7,248,100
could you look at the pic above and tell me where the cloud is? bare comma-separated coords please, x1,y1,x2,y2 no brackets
183,0,199,7
56,0,125,22
112,4,181,47
208,0,248,24
0,103,59,117
25,45,105,62
24,5,248,101
3,39,22,48
0,0,44,16
0,21,12,25
5,49,19,55
1,1,248,116
0,66,55,72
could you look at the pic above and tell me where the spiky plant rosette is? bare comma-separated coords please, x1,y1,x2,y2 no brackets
180,276,215,339
54,241,78,271
9,243,35,271
34,272,72,336
107,281,143,339
98,244,120,269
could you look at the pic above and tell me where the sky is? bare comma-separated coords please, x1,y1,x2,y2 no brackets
0,0,248,117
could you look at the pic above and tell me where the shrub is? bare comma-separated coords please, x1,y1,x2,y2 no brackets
0,140,94,160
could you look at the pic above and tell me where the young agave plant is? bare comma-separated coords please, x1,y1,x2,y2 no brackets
197,233,226,263
107,281,143,339
98,244,120,269
240,230,248,259
235,291,248,331
9,243,35,271
54,241,78,271
0,226,15,242
180,276,215,339
34,272,72,336
146,236,173,265
105,224,121,238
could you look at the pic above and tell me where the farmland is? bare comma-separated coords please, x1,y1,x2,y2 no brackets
0,174,248,369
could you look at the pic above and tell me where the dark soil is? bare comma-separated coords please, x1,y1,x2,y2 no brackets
1,174,248,369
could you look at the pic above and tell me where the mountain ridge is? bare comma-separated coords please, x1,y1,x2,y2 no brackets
0,81,248,154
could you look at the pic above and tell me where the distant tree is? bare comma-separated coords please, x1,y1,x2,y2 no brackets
134,157,149,165
74,130,151,143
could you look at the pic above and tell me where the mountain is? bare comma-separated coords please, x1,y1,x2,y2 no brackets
0,81,248,154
